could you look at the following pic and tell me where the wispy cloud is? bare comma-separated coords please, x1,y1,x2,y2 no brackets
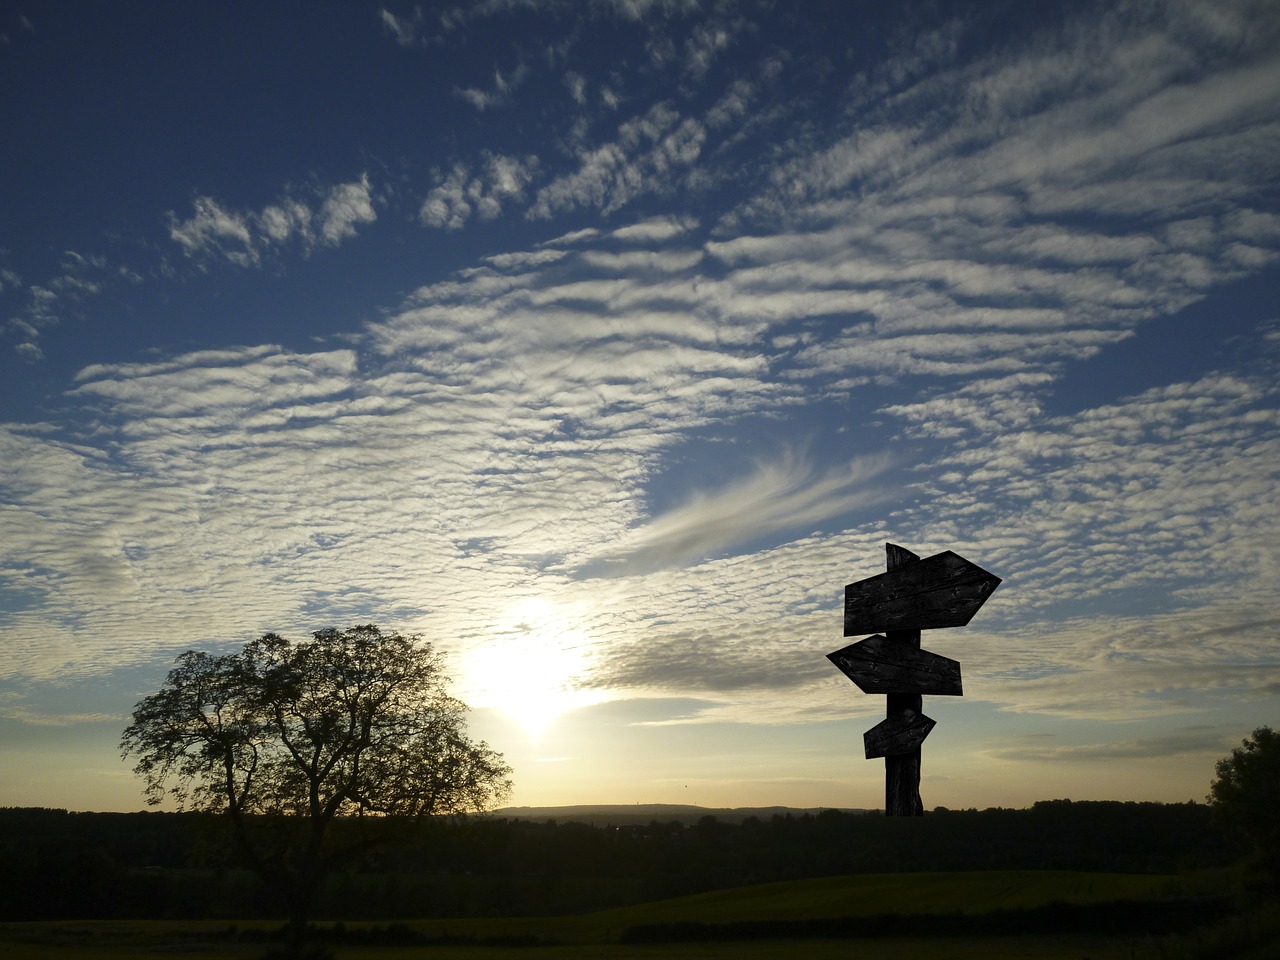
577,451,895,576
2,250,129,360
0,693,117,728
379,6,426,47
455,62,529,111
0,11,35,47
169,197,257,266
642,8,744,81
986,729,1241,763
168,175,377,267
609,216,699,243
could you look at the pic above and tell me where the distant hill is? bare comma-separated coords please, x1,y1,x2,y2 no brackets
492,803,870,825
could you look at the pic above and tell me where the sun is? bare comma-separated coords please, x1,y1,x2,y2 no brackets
462,597,606,740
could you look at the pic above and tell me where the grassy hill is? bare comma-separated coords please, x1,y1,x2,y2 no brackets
595,869,1177,925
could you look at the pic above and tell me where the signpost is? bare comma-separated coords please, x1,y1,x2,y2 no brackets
828,543,1001,816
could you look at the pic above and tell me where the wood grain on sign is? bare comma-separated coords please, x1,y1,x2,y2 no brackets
827,634,962,696
863,710,936,759
844,550,1002,637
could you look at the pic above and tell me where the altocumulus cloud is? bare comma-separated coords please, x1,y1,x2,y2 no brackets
420,153,538,229
168,175,377,267
2,0,1279,758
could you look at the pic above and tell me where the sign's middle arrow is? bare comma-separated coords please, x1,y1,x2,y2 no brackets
827,634,963,696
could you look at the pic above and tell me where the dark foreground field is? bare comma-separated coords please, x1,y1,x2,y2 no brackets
3,869,1276,960
3,804,1275,958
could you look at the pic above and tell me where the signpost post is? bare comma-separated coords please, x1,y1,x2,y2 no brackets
828,543,1001,816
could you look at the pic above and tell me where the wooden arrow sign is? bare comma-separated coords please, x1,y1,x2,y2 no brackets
827,634,962,696
864,711,936,759
844,550,1001,636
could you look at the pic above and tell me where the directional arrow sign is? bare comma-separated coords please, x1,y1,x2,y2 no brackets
844,550,1001,636
864,711,936,759
827,634,963,696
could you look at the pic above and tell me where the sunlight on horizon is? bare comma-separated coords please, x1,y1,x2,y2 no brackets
461,597,609,740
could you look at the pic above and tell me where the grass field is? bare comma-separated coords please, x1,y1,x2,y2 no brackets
0,932,1160,960
0,925,1162,960
0,870,1228,960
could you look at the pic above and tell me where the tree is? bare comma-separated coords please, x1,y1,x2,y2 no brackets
121,625,511,957
1208,726,1280,879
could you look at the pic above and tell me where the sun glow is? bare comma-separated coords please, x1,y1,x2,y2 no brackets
462,598,607,740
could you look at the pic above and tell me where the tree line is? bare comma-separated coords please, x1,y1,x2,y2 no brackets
0,799,1235,922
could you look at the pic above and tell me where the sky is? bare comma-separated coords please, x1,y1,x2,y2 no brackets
1,0,1278,815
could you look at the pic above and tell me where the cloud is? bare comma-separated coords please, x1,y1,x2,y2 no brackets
529,103,706,218
70,346,358,418
0,11,35,46
317,175,378,245
0,693,117,728
379,6,426,47
783,4,1276,232
4,0,1280,767
257,199,314,244
705,76,757,129
421,154,538,229
564,71,588,105
168,196,257,265
984,729,1238,763
576,451,896,576
693,9,1279,388
419,165,472,230
427,0,703,35
167,175,377,267
609,216,699,243
0,266,22,295
455,62,529,111
896,372,1280,620
2,250,118,360
2,219,788,681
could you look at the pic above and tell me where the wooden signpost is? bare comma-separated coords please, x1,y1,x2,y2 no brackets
828,543,1001,816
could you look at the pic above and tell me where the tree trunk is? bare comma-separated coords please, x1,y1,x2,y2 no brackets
281,863,323,960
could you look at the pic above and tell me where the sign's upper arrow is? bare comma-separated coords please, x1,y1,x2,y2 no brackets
844,550,1001,636
827,634,963,696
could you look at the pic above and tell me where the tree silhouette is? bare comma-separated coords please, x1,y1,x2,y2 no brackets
121,625,511,958
1208,726,1280,880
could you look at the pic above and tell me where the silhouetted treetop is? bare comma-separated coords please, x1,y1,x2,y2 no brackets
1208,725,1280,878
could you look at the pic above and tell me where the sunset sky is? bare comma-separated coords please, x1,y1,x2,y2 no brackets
2,0,1278,814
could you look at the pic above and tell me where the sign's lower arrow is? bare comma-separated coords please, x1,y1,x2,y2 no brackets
827,634,963,696
864,711,936,759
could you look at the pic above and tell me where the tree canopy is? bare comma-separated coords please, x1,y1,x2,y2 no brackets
1208,725,1280,878
121,624,511,954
